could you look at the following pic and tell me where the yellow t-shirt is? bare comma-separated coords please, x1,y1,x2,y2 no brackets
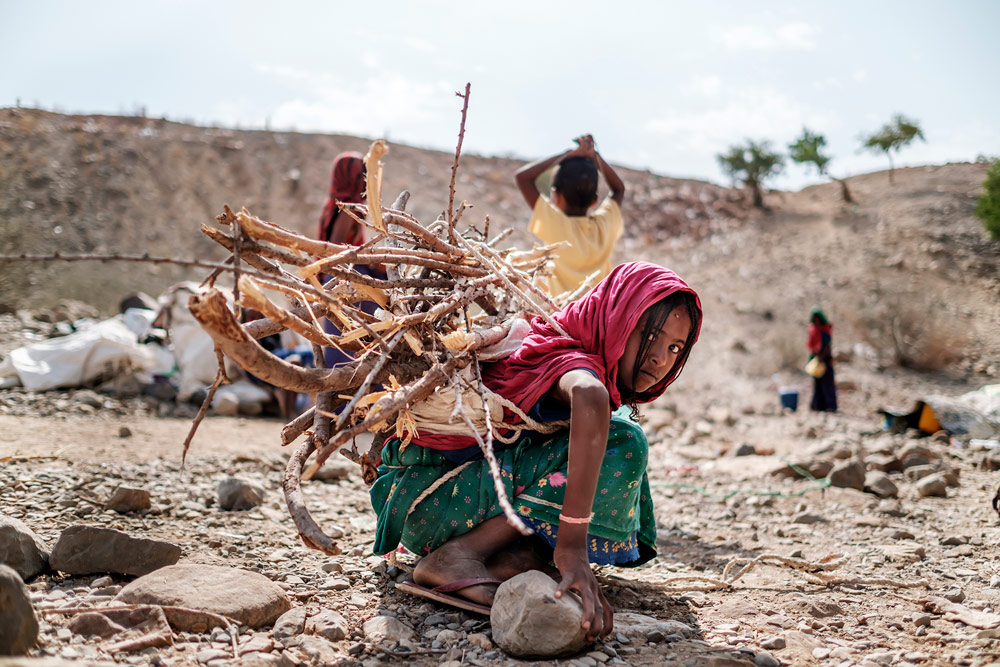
528,196,623,296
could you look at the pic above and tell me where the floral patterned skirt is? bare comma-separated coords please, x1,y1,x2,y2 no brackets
369,408,656,567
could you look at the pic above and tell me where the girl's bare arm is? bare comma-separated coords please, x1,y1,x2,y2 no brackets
549,368,614,638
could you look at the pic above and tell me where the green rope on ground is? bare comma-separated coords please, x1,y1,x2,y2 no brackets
651,456,831,500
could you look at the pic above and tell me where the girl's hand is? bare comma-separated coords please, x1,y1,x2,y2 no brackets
553,543,614,640
571,134,596,158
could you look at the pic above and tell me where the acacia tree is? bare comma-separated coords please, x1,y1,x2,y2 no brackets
788,128,854,203
975,160,1000,241
717,140,784,208
861,114,925,184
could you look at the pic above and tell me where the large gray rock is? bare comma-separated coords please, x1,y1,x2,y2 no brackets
828,459,866,491
0,516,49,581
217,477,265,511
49,526,180,576
490,570,590,658
864,471,899,498
115,564,291,630
0,564,38,655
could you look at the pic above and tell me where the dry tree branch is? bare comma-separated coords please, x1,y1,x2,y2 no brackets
447,82,471,243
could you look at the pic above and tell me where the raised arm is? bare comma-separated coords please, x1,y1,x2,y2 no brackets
594,150,626,206
514,137,594,209
548,368,614,639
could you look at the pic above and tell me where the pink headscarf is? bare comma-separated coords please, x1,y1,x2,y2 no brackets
482,261,702,412
405,262,701,452
317,152,366,245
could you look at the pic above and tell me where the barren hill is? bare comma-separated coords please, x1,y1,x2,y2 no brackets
0,107,749,314
1,107,998,405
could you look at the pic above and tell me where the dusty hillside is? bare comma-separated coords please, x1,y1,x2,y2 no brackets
0,107,749,314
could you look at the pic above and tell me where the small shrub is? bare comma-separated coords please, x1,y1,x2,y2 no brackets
849,292,969,371
975,160,1000,241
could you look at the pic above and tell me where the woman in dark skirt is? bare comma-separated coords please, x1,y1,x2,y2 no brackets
807,309,837,412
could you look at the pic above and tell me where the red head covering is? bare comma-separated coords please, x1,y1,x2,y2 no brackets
317,152,366,245
482,261,702,412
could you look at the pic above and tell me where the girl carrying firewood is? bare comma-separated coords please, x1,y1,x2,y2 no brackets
369,261,702,640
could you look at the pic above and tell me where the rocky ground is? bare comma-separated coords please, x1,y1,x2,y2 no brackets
3,379,1000,666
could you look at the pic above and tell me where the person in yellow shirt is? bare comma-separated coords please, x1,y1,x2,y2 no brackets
515,134,626,296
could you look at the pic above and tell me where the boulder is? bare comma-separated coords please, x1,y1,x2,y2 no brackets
0,564,38,655
217,478,265,511
490,570,590,658
49,526,180,576
0,516,49,580
115,564,290,630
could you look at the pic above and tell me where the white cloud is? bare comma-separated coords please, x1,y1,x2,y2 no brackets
852,69,868,82
712,22,818,51
645,83,837,155
248,64,454,139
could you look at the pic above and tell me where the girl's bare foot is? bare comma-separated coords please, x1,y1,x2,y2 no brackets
413,543,498,607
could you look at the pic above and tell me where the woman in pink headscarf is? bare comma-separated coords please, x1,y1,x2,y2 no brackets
370,262,702,639
317,152,366,245
317,152,387,367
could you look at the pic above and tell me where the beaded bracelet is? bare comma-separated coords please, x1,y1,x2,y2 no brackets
559,513,594,525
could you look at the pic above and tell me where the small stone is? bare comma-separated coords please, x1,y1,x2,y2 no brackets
0,564,39,655
467,632,492,650
425,614,446,626
828,459,866,491
272,607,306,639
436,629,463,644
913,615,932,627
322,577,350,591
118,426,133,438
792,512,826,524
755,652,780,667
306,609,348,642
491,570,590,657
915,473,948,498
942,588,965,603
105,486,152,513
321,561,342,574
363,615,415,643
940,535,969,546
760,636,785,650
732,443,756,457
0,515,50,580
864,471,899,498
91,576,113,588
217,477,265,511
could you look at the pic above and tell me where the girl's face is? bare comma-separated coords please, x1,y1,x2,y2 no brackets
618,305,693,394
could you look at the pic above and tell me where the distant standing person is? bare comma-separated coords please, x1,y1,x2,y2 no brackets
515,135,625,296
807,309,837,412
317,151,386,367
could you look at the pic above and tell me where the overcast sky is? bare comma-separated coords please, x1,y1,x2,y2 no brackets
2,0,998,189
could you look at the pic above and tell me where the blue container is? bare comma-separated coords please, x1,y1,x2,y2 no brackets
779,390,799,412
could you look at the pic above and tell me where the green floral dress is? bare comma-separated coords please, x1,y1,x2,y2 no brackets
370,407,656,566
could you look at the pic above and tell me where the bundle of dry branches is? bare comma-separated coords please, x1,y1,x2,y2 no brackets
188,85,580,554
